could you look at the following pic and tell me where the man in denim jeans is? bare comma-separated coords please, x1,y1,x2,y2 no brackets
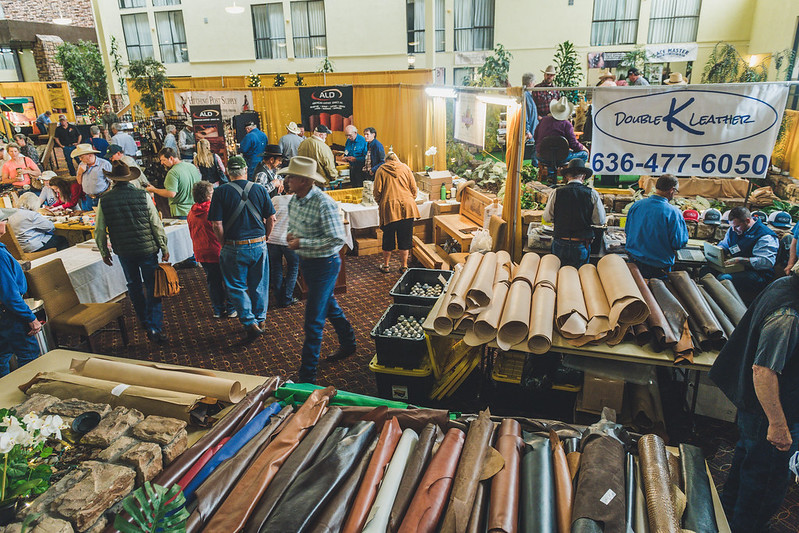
281,156,356,384
209,156,275,341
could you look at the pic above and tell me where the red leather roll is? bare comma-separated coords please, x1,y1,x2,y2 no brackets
488,419,522,533
552,430,573,533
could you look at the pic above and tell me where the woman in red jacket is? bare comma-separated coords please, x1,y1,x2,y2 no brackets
49,177,85,210
187,181,235,318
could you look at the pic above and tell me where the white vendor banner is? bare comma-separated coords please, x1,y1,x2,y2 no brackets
645,43,698,63
590,84,789,178
454,92,487,148
175,90,254,120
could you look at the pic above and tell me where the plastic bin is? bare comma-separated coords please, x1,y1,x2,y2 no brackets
371,303,431,368
369,355,433,405
389,268,453,306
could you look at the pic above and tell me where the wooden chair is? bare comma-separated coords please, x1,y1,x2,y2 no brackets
0,224,57,261
25,258,128,352
448,215,507,265
536,135,570,182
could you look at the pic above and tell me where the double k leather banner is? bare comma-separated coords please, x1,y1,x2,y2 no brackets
299,86,353,132
590,83,789,178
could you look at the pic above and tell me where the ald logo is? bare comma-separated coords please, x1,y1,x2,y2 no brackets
312,88,343,101
194,109,219,118
594,89,780,148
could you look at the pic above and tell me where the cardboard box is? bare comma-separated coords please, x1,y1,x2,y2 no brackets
415,170,453,194
578,372,625,414
431,201,460,216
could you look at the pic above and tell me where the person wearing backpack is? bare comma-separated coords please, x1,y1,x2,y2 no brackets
194,139,228,187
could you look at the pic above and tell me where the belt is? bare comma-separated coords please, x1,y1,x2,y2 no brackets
225,235,266,246
557,236,591,243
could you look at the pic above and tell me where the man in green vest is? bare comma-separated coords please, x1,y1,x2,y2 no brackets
96,161,170,344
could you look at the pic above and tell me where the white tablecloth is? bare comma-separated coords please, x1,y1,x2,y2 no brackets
337,201,433,251
29,224,193,303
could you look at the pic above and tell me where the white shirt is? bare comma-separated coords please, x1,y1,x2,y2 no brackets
9,209,54,252
111,131,138,156
267,194,292,247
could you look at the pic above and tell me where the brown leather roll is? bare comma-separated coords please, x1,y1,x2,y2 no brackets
648,278,693,362
638,434,680,533
699,273,747,325
566,451,581,482
388,423,439,533
697,284,735,338
341,417,402,533
440,409,495,533
551,430,573,533
201,386,335,532
571,434,626,533
244,407,344,533
632,322,652,346
488,419,522,533
467,480,490,533
629,263,678,347
667,450,682,492
667,271,723,340
398,428,466,533
337,406,450,433
665,280,715,353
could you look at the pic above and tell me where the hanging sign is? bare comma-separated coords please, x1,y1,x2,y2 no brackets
190,104,226,160
645,43,698,63
590,84,789,178
298,86,353,132
176,91,253,120
587,51,630,69
454,92,487,148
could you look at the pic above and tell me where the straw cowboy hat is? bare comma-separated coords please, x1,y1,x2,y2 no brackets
71,143,100,158
277,155,326,184
39,171,57,181
102,161,141,182
666,72,687,85
542,65,557,75
598,69,615,81
549,96,574,121
286,121,301,135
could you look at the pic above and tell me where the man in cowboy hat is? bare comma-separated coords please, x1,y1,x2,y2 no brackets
343,124,367,187
73,143,112,209
627,67,650,86
533,65,562,119
53,114,81,176
298,124,338,185
665,72,688,85
597,69,616,86
241,121,268,179
107,144,150,190
543,159,606,268
252,144,285,196
208,155,275,341
534,96,589,173
279,156,356,383
95,161,169,344
278,121,304,162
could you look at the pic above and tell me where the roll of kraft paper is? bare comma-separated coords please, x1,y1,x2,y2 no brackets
434,264,464,335
597,254,650,328
648,278,693,362
398,428,466,533
555,266,589,341
448,253,483,318
679,443,719,533
628,263,679,348
388,424,439,533
667,271,723,340
467,251,498,308
551,430,573,533
577,264,611,345
488,419,523,533
639,433,680,533
497,280,533,350
571,435,626,533
699,273,747,326
466,281,510,346
520,434,555,533
362,428,420,533
528,284,557,354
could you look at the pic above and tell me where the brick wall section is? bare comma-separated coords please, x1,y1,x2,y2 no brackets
0,0,95,28
33,35,65,81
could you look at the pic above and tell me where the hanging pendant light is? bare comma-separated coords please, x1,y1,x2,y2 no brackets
53,2,72,25
225,1,245,14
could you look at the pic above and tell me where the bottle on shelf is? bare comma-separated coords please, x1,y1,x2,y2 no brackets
440,183,447,201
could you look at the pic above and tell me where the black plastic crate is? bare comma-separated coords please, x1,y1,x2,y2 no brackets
370,355,433,405
371,303,431,368
389,268,453,306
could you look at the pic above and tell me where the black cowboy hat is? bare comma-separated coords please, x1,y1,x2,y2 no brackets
260,144,283,158
562,159,593,178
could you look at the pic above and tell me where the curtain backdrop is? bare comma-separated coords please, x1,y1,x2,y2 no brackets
773,109,799,174
502,104,523,261
121,13,153,61
648,0,700,43
591,0,639,46
252,4,287,59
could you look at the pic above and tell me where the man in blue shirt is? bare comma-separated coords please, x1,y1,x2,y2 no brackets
0,213,41,376
714,206,778,296
343,125,367,188
523,72,539,167
240,122,268,180
208,156,275,341
624,174,689,278
36,110,51,135
363,127,385,179
73,143,112,210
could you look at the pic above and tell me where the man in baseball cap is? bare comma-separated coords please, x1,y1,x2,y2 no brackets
297,124,338,185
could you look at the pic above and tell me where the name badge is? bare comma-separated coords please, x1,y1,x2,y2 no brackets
730,245,741,254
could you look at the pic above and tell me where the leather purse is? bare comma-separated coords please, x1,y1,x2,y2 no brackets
155,262,180,297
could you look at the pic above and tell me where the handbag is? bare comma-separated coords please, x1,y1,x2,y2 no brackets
154,263,180,297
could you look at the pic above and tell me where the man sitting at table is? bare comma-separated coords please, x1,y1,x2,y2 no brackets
0,211,42,376
9,192,68,253
534,96,588,174
624,174,688,279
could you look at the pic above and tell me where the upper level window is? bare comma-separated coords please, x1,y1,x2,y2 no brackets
648,0,701,44
252,3,288,59
121,13,154,61
407,0,425,54
118,0,146,8
291,0,327,58
155,10,188,63
454,0,494,52
153,0,181,6
435,0,445,52
0,48,14,70
591,0,640,46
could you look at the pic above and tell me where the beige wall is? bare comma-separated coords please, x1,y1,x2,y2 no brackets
749,0,799,54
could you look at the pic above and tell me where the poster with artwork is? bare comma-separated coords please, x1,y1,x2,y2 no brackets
190,104,226,160
454,92,486,148
298,86,353,132
176,91,253,120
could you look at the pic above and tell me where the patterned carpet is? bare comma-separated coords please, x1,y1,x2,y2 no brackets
79,254,798,530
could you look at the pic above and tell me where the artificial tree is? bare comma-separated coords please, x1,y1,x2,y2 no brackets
127,58,174,113
54,40,108,108
553,41,583,103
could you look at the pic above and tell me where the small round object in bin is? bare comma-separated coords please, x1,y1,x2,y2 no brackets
72,411,102,434
383,315,425,339
409,282,443,298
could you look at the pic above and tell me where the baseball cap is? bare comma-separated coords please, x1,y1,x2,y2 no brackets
315,124,333,134
752,210,767,221
682,209,699,222
107,144,124,157
227,155,247,171
721,210,731,222
768,210,793,229
702,208,721,225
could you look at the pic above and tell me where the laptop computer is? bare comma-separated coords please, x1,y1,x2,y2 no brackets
676,246,705,263
703,242,745,273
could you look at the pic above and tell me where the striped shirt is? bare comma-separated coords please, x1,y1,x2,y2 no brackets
287,186,345,258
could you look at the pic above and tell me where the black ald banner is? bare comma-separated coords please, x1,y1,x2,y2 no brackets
298,86,353,132
190,104,226,160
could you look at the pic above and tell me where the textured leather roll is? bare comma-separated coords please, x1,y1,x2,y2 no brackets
667,450,682,492
700,273,747,325
571,435,626,533
697,285,735,338
341,417,403,533
244,407,344,532
625,453,635,531
259,421,377,533
638,434,680,533
488,419,523,533
520,434,555,533
571,517,604,532
551,430,573,533
667,271,723,340
441,409,495,533
679,443,719,533
388,424,438,533
467,480,490,533
434,264,463,335
648,278,693,362
448,253,483,318
201,386,335,532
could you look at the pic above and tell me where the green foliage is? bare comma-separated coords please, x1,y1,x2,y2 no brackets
464,159,507,194
317,57,335,73
294,73,305,87
521,163,538,184
113,482,189,533
521,187,540,210
54,40,108,107
127,58,174,113
246,70,261,87
445,141,474,176
484,106,502,153
553,41,582,104
621,46,648,72
702,42,796,84
470,44,513,87
764,199,799,221
273,73,286,87
109,36,127,96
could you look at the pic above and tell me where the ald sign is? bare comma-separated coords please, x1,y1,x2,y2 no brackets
590,84,789,178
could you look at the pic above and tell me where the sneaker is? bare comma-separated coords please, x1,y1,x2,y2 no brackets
213,311,222,319
227,310,238,318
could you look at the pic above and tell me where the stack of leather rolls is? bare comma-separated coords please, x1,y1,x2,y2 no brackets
109,382,721,533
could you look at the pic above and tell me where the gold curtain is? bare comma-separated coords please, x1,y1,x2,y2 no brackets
773,109,799,173
0,81,76,121
502,105,523,261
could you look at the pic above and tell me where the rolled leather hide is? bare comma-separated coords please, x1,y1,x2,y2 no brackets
578,264,611,345
628,262,678,346
720,278,746,307
639,433,680,533
570,435,626,533
667,271,723,340
467,480,490,533
551,430,573,533
467,251,498,308
556,266,589,342
488,419,523,533
448,253,483,318
699,273,746,326
625,453,635,532
520,434,555,533
497,279,534,350
388,424,439,533
528,284,557,354
679,443,718,533
648,278,693,362
434,264,463,335
697,285,735,339
597,254,650,327
398,428,466,533
337,406,450,434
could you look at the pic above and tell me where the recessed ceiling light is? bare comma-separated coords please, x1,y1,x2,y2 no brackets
314,45,326,50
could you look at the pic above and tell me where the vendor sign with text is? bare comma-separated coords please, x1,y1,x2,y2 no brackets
590,84,788,178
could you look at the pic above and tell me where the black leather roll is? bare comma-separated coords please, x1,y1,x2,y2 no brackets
571,518,603,533
571,435,626,533
625,452,635,531
521,434,556,533
564,437,580,454
388,423,438,533
259,421,376,533
679,443,719,533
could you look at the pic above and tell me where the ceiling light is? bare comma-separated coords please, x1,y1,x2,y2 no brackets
314,45,326,51
53,6,71,25
225,2,245,14
425,87,457,98
277,42,287,47
408,41,419,46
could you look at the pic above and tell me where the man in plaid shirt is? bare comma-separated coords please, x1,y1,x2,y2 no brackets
281,156,356,383
532,65,562,119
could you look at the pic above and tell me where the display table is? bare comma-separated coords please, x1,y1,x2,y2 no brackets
28,223,193,303
337,200,433,251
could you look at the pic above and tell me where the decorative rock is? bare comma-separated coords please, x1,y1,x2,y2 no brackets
96,436,138,464
81,515,107,533
695,222,715,240
22,469,88,519
2,515,74,533
119,441,163,484
81,407,144,448
13,393,60,417
44,399,110,420
49,461,135,532
161,428,188,465
132,415,187,445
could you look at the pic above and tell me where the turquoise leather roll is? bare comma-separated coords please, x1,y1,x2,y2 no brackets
679,443,718,533
520,434,556,533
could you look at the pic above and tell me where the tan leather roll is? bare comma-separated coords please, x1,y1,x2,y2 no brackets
551,430,573,533
628,263,678,347
448,253,483,318
488,419,522,533
467,251,498,308
597,254,650,327
639,433,680,533
514,252,541,288
494,250,514,285
566,451,581,481
433,264,464,336
528,284,556,354
578,264,611,345
497,280,533,350
534,253,560,290
556,266,588,340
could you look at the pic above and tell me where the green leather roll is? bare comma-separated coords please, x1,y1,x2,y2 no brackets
679,443,718,533
520,434,556,533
